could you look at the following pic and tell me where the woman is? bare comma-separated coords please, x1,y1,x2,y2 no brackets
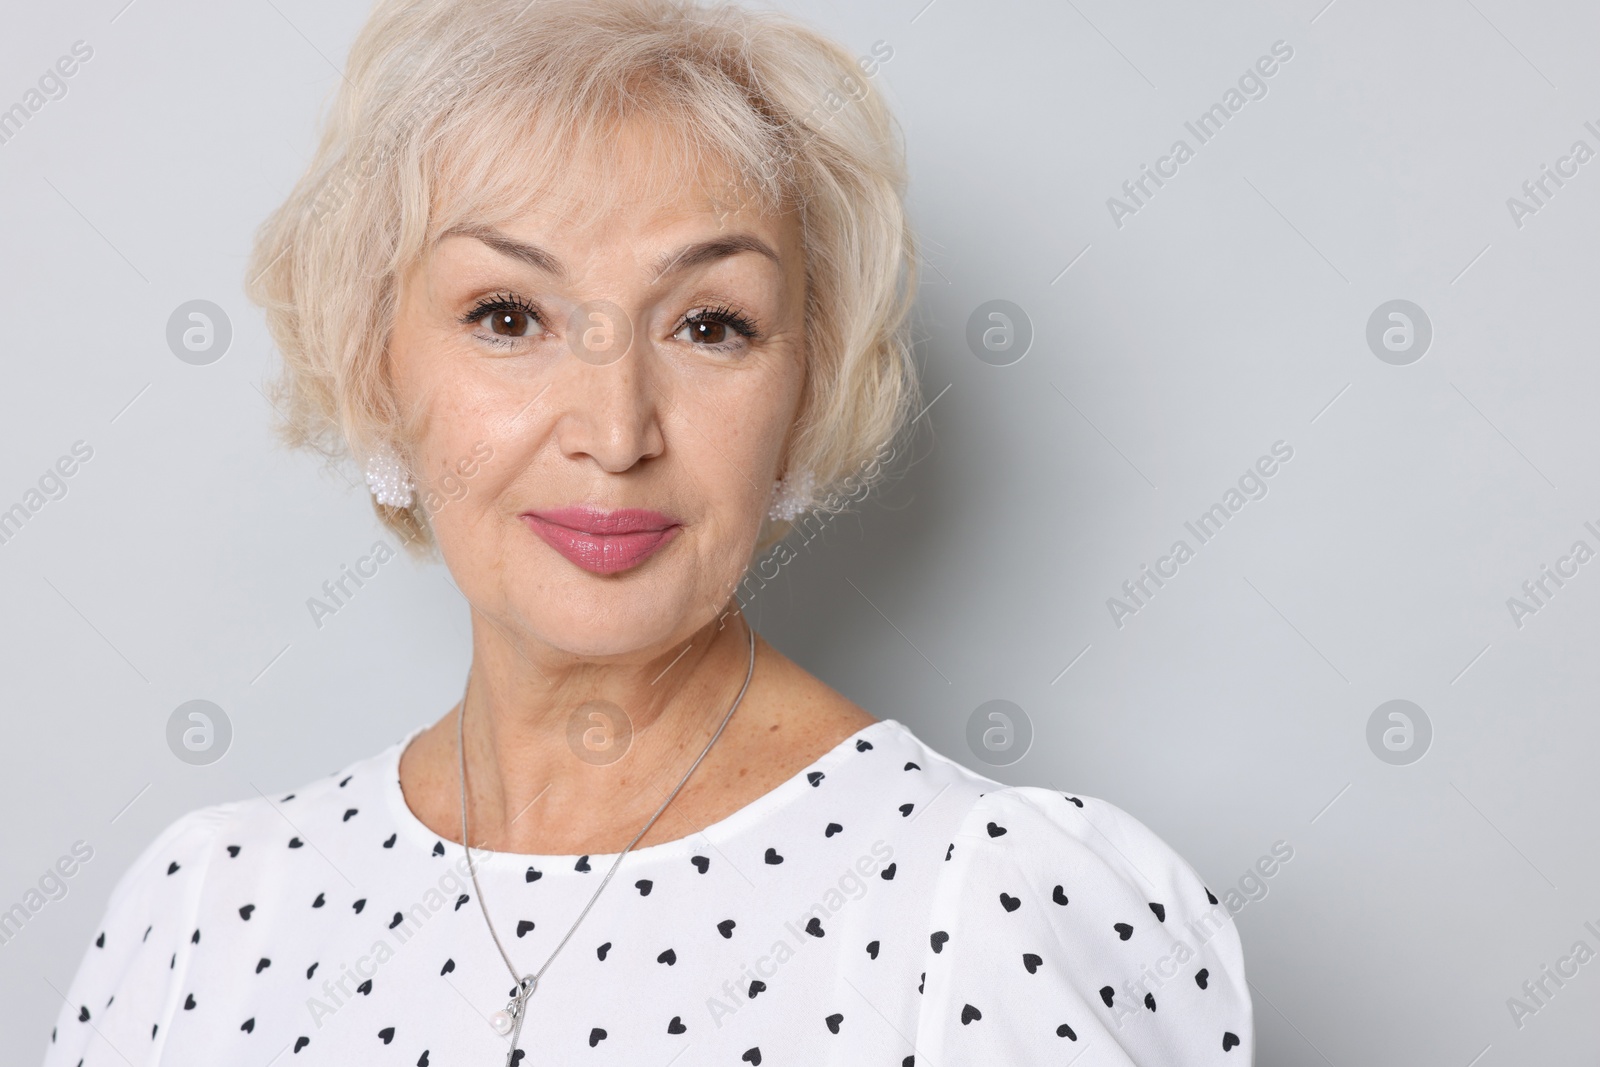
45,0,1250,1063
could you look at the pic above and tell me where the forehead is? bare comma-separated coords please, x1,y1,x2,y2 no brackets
429,110,799,256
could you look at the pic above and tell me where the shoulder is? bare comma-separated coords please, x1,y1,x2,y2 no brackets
131,736,408,873
915,781,1254,1065
951,786,1225,907
42,738,411,1065
875,727,1230,922
42,800,236,1064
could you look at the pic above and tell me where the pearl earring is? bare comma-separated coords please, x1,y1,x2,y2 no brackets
767,468,816,522
364,443,415,508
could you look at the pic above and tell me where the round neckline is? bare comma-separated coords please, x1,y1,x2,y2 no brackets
381,716,906,870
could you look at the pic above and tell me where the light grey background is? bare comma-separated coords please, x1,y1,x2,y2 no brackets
2,0,1596,1062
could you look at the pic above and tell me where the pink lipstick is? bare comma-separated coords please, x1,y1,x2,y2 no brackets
520,506,681,575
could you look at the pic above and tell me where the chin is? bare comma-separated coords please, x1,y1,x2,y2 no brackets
519,579,716,660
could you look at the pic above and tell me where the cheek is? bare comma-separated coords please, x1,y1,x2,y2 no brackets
674,385,792,507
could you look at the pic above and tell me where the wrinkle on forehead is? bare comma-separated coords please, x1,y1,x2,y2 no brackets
424,104,799,258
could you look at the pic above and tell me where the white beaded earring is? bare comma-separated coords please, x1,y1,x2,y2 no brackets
364,443,415,508
767,468,817,522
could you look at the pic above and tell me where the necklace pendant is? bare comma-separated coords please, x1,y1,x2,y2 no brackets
492,974,537,1040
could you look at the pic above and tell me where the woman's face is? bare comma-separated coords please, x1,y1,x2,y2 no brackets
387,122,807,658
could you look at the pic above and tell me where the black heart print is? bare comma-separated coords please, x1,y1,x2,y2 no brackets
48,718,1249,1065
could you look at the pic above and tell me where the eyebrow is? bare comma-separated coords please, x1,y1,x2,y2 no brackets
443,225,780,284
648,234,781,282
444,224,568,280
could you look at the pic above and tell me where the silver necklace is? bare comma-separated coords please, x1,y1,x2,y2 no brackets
456,615,757,1066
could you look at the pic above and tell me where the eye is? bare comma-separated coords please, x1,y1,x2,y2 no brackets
461,293,544,346
482,308,536,337
673,304,760,353
682,318,732,345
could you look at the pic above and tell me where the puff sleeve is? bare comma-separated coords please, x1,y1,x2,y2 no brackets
915,787,1252,1065
41,804,233,1067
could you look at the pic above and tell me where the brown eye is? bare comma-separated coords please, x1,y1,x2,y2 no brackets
482,309,535,337
685,319,729,344
672,306,757,353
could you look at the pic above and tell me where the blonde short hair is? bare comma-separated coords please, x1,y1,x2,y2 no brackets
246,0,920,556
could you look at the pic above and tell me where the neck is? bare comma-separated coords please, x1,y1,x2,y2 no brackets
456,607,756,855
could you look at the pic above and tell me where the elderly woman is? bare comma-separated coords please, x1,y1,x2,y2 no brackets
45,1,1249,1064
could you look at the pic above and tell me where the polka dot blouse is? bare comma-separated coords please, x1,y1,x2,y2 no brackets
43,718,1251,1065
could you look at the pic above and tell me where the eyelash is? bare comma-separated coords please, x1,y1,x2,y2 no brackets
458,293,761,354
679,303,761,352
460,292,542,349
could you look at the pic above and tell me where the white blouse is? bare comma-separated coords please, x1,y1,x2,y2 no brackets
43,718,1251,1066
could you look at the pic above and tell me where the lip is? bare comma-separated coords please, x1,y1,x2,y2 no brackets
520,507,682,575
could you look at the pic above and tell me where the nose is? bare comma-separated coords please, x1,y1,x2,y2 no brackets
551,310,665,474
